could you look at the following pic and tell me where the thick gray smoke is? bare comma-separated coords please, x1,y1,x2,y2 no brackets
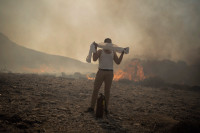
0,0,200,64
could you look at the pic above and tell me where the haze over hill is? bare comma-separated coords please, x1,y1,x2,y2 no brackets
0,0,199,63
0,33,96,74
0,32,199,85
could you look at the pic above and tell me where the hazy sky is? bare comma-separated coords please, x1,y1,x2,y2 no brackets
0,0,199,64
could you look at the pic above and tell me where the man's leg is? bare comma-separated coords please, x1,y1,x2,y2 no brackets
90,70,104,109
104,71,113,111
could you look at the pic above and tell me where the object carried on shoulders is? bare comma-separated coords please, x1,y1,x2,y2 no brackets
86,42,129,63
97,42,129,54
86,42,96,63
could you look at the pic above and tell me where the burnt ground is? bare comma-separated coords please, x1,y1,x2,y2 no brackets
0,73,200,133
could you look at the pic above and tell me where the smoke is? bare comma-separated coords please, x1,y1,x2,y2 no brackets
0,0,200,64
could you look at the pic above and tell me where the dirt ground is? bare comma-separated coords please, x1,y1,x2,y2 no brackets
0,73,200,133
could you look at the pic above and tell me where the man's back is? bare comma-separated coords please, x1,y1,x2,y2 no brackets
99,50,114,70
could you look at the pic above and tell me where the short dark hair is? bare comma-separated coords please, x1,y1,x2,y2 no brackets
104,38,112,43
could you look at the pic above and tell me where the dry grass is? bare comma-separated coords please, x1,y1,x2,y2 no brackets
0,73,199,132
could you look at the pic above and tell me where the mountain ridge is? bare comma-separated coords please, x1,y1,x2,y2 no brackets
0,33,96,73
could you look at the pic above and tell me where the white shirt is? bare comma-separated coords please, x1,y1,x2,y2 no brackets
99,50,114,70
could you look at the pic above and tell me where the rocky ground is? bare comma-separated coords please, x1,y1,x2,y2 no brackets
0,73,200,133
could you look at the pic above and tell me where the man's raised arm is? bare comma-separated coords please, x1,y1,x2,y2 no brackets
93,50,102,61
114,51,124,65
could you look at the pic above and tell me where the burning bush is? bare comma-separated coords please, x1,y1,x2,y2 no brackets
114,59,146,81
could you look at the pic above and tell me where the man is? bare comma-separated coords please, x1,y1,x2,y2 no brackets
87,38,124,114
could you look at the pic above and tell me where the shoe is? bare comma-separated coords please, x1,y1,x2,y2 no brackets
85,107,94,113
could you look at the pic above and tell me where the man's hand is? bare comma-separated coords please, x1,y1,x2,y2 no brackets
122,50,125,54
123,48,127,54
93,41,98,50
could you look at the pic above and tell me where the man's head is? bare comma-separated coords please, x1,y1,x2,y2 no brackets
103,38,112,53
104,38,112,43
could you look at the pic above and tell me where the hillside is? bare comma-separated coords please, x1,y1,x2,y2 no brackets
0,33,96,74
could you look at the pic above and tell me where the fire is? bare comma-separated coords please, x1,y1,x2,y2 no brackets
86,59,146,82
113,69,125,80
87,74,95,80
23,65,55,73
114,59,146,81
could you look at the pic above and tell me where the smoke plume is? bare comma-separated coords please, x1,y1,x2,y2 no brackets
0,0,200,64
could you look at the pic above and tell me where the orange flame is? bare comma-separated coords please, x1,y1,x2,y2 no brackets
114,59,146,81
86,59,146,81
86,74,95,80
23,65,55,73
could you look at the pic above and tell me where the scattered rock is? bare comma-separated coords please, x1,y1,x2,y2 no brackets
0,73,199,132
134,123,141,126
9,114,22,123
